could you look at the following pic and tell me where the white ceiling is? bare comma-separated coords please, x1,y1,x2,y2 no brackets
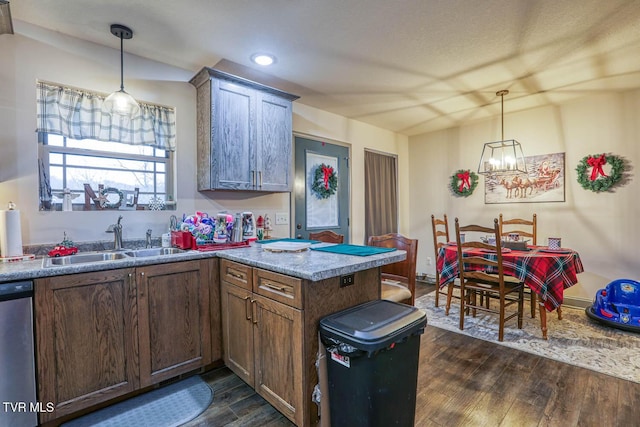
10,0,640,136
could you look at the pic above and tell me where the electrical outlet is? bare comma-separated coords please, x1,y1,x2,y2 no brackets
426,257,433,266
340,274,355,287
275,212,289,225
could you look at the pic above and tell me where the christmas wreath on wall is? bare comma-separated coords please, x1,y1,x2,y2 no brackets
311,163,338,199
575,153,624,192
450,169,479,197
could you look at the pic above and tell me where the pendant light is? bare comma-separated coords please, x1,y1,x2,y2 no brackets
0,1,14,35
103,24,140,117
477,90,527,175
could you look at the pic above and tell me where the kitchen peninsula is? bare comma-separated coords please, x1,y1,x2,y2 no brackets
217,244,406,426
0,243,405,426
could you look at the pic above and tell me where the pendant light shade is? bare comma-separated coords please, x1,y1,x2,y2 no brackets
103,24,140,118
103,89,140,116
0,1,14,35
477,90,527,175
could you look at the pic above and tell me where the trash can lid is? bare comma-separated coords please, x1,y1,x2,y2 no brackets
319,300,427,351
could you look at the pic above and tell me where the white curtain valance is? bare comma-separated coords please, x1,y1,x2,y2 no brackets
36,81,176,151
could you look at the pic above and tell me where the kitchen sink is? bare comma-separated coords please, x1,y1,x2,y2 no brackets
124,247,188,258
44,251,130,267
42,247,190,268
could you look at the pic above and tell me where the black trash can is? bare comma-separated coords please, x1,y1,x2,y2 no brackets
319,299,427,427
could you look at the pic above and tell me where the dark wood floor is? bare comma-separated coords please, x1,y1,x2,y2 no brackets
186,283,640,426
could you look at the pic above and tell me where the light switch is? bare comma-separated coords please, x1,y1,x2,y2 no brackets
275,212,289,225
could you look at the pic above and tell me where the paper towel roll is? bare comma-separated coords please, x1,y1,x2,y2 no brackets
0,209,24,257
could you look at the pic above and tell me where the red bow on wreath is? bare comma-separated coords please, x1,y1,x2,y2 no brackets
587,154,608,181
457,171,471,192
322,165,334,189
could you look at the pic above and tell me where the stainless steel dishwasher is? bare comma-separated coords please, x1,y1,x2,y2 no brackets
0,280,38,427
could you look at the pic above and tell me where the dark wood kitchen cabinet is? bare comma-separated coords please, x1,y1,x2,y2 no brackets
219,258,381,426
35,268,139,423
34,259,217,424
220,259,304,426
190,67,299,192
137,260,213,387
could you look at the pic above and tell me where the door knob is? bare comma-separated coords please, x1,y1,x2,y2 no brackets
296,223,302,230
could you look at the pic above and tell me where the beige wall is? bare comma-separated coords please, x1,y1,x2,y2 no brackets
0,25,406,248
408,91,640,300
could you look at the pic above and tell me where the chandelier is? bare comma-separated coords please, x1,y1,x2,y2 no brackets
477,90,527,175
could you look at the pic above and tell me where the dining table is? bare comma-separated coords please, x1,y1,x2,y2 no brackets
437,243,584,339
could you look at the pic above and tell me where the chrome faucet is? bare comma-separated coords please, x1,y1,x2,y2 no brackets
146,229,153,248
106,215,124,251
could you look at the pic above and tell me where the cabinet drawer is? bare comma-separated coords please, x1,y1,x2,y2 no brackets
220,259,253,290
253,268,302,309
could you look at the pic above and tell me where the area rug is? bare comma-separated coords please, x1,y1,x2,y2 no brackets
415,292,640,384
63,375,213,427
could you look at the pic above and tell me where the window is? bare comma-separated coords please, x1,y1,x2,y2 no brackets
35,80,177,211
39,133,175,211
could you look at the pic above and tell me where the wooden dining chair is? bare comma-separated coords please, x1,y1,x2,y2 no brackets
499,213,538,317
368,233,418,305
455,218,525,341
308,230,344,243
499,213,537,245
431,214,459,314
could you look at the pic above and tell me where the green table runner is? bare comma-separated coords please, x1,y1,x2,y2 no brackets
310,244,397,256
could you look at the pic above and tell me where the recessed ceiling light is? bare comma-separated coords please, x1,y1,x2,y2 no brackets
251,53,276,66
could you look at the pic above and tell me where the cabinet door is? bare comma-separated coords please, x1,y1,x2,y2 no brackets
256,92,293,192
35,269,138,423
220,281,255,385
213,79,257,190
137,260,212,387
253,293,304,426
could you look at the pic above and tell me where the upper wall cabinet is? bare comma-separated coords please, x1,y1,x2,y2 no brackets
190,68,299,192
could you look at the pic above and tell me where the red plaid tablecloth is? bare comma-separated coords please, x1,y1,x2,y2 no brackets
437,245,584,311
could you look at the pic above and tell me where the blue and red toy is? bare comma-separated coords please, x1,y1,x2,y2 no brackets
585,279,640,332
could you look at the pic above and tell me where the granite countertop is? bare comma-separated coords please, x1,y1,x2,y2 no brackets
0,243,405,283
0,250,215,282
217,243,406,281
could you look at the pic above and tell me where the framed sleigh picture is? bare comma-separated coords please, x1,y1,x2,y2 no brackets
484,152,565,204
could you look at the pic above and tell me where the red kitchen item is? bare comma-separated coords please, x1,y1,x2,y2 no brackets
196,241,250,252
171,231,195,249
